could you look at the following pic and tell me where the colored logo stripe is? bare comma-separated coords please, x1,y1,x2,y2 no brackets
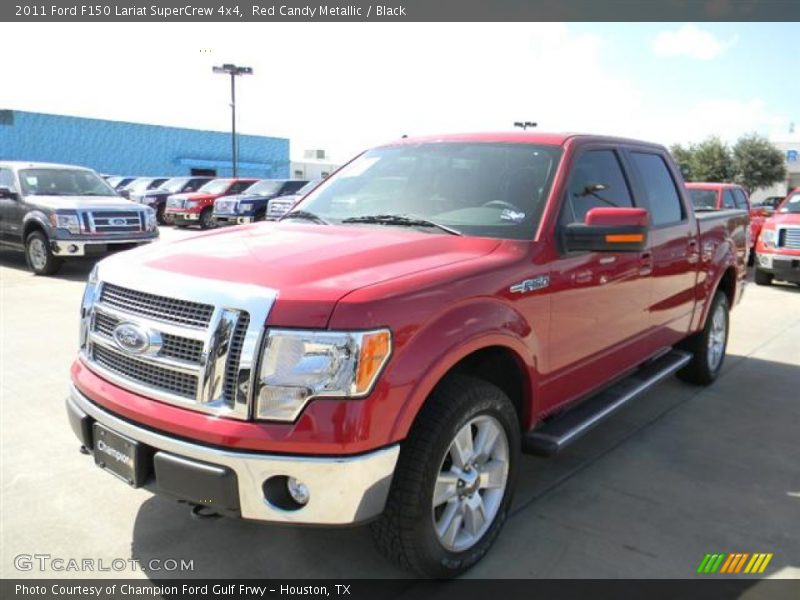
698,553,774,574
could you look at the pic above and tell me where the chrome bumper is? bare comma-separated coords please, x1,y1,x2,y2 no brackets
67,385,400,525
51,238,155,257
168,212,200,220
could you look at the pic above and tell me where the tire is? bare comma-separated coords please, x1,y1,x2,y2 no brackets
199,208,214,230
371,375,520,578
747,248,755,267
677,291,729,385
25,231,63,276
155,204,166,226
754,269,773,286
255,209,267,222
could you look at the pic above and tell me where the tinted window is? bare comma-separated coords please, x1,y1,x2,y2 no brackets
732,188,749,210
630,153,684,226
228,181,255,194
688,189,718,210
563,150,633,223
722,189,736,209
282,180,307,194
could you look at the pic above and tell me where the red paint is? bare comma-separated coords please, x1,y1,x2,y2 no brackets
686,182,764,248
76,134,747,455
756,188,800,258
164,178,258,215
585,207,649,227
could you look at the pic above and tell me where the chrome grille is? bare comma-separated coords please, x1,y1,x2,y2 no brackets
94,311,204,363
167,197,187,209
92,344,198,399
223,313,250,403
779,227,800,250
100,283,214,328
89,211,144,233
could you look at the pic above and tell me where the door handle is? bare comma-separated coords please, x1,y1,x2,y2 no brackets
639,251,653,276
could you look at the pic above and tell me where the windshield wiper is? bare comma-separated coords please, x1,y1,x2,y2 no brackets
340,214,462,236
279,210,330,225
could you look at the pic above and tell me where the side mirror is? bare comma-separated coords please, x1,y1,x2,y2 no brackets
0,186,17,200
563,207,649,253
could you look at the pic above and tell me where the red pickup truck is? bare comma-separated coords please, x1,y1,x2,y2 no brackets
754,187,800,285
685,182,763,263
164,178,258,229
67,133,747,577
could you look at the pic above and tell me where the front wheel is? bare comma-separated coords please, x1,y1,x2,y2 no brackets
677,291,729,385
199,208,215,230
25,231,62,276
754,269,773,286
371,375,520,577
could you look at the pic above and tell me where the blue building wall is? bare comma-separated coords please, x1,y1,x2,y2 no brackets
0,110,289,178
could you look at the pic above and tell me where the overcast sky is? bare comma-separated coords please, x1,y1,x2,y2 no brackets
2,22,798,162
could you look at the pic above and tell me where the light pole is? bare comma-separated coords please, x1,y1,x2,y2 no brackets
212,63,253,177
514,121,538,130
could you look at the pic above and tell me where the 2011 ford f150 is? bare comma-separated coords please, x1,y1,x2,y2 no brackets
66,133,747,577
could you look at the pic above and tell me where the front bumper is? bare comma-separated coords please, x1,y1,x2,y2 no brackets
50,237,156,257
166,211,200,221
756,252,800,282
66,384,399,525
214,214,254,225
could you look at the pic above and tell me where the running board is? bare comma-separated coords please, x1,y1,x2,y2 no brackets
522,349,692,457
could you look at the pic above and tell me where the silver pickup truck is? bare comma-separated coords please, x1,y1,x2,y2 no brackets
0,161,159,275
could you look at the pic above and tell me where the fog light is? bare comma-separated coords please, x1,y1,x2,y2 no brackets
287,477,310,506
68,244,79,253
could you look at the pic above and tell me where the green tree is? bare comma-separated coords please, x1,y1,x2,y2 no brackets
687,137,736,182
732,133,787,193
670,144,694,180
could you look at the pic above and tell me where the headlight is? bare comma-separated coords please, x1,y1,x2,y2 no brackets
50,213,81,234
186,200,199,209
761,228,776,247
255,329,392,421
238,202,252,214
79,265,100,348
144,208,157,231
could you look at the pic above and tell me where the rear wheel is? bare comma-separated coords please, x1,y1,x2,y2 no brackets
677,291,729,385
25,231,62,276
754,269,773,286
371,375,520,578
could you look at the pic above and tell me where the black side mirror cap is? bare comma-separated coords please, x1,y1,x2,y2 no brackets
0,186,18,200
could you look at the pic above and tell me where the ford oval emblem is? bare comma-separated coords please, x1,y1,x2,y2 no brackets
110,218,127,226
112,322,150,354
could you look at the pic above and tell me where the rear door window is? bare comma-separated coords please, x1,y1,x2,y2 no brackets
722,190,736,209
563,150,633,224
0,168,16,191
629,152,684,226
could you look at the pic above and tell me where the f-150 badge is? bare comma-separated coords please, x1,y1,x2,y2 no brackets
510,275,550,294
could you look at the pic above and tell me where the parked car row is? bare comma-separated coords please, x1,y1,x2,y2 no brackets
101,174,315,229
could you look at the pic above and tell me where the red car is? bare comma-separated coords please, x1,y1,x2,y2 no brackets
67,133,746,577
754,187,800,286
685,182,764,263
165,178,258,229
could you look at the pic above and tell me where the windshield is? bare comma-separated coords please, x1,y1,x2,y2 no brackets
292,143,562,239
158,177,191,193
19,168,117,197
243,180,282,195
779,192,800,213
197,179,231,195
688,189,718,210
125,178,157,193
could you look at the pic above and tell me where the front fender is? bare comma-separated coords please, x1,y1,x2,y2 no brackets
22,210,53,240
384,299,539,441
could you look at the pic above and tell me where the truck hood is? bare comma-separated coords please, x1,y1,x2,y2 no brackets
101,222,501,327
26,195,141,211
168,192,215,201
767,212,800,226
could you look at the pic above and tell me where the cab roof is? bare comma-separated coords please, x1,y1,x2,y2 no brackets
382,131,666,149
0,160,95,171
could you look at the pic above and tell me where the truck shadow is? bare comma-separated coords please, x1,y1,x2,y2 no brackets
129,355,799,579
0,248,99,282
